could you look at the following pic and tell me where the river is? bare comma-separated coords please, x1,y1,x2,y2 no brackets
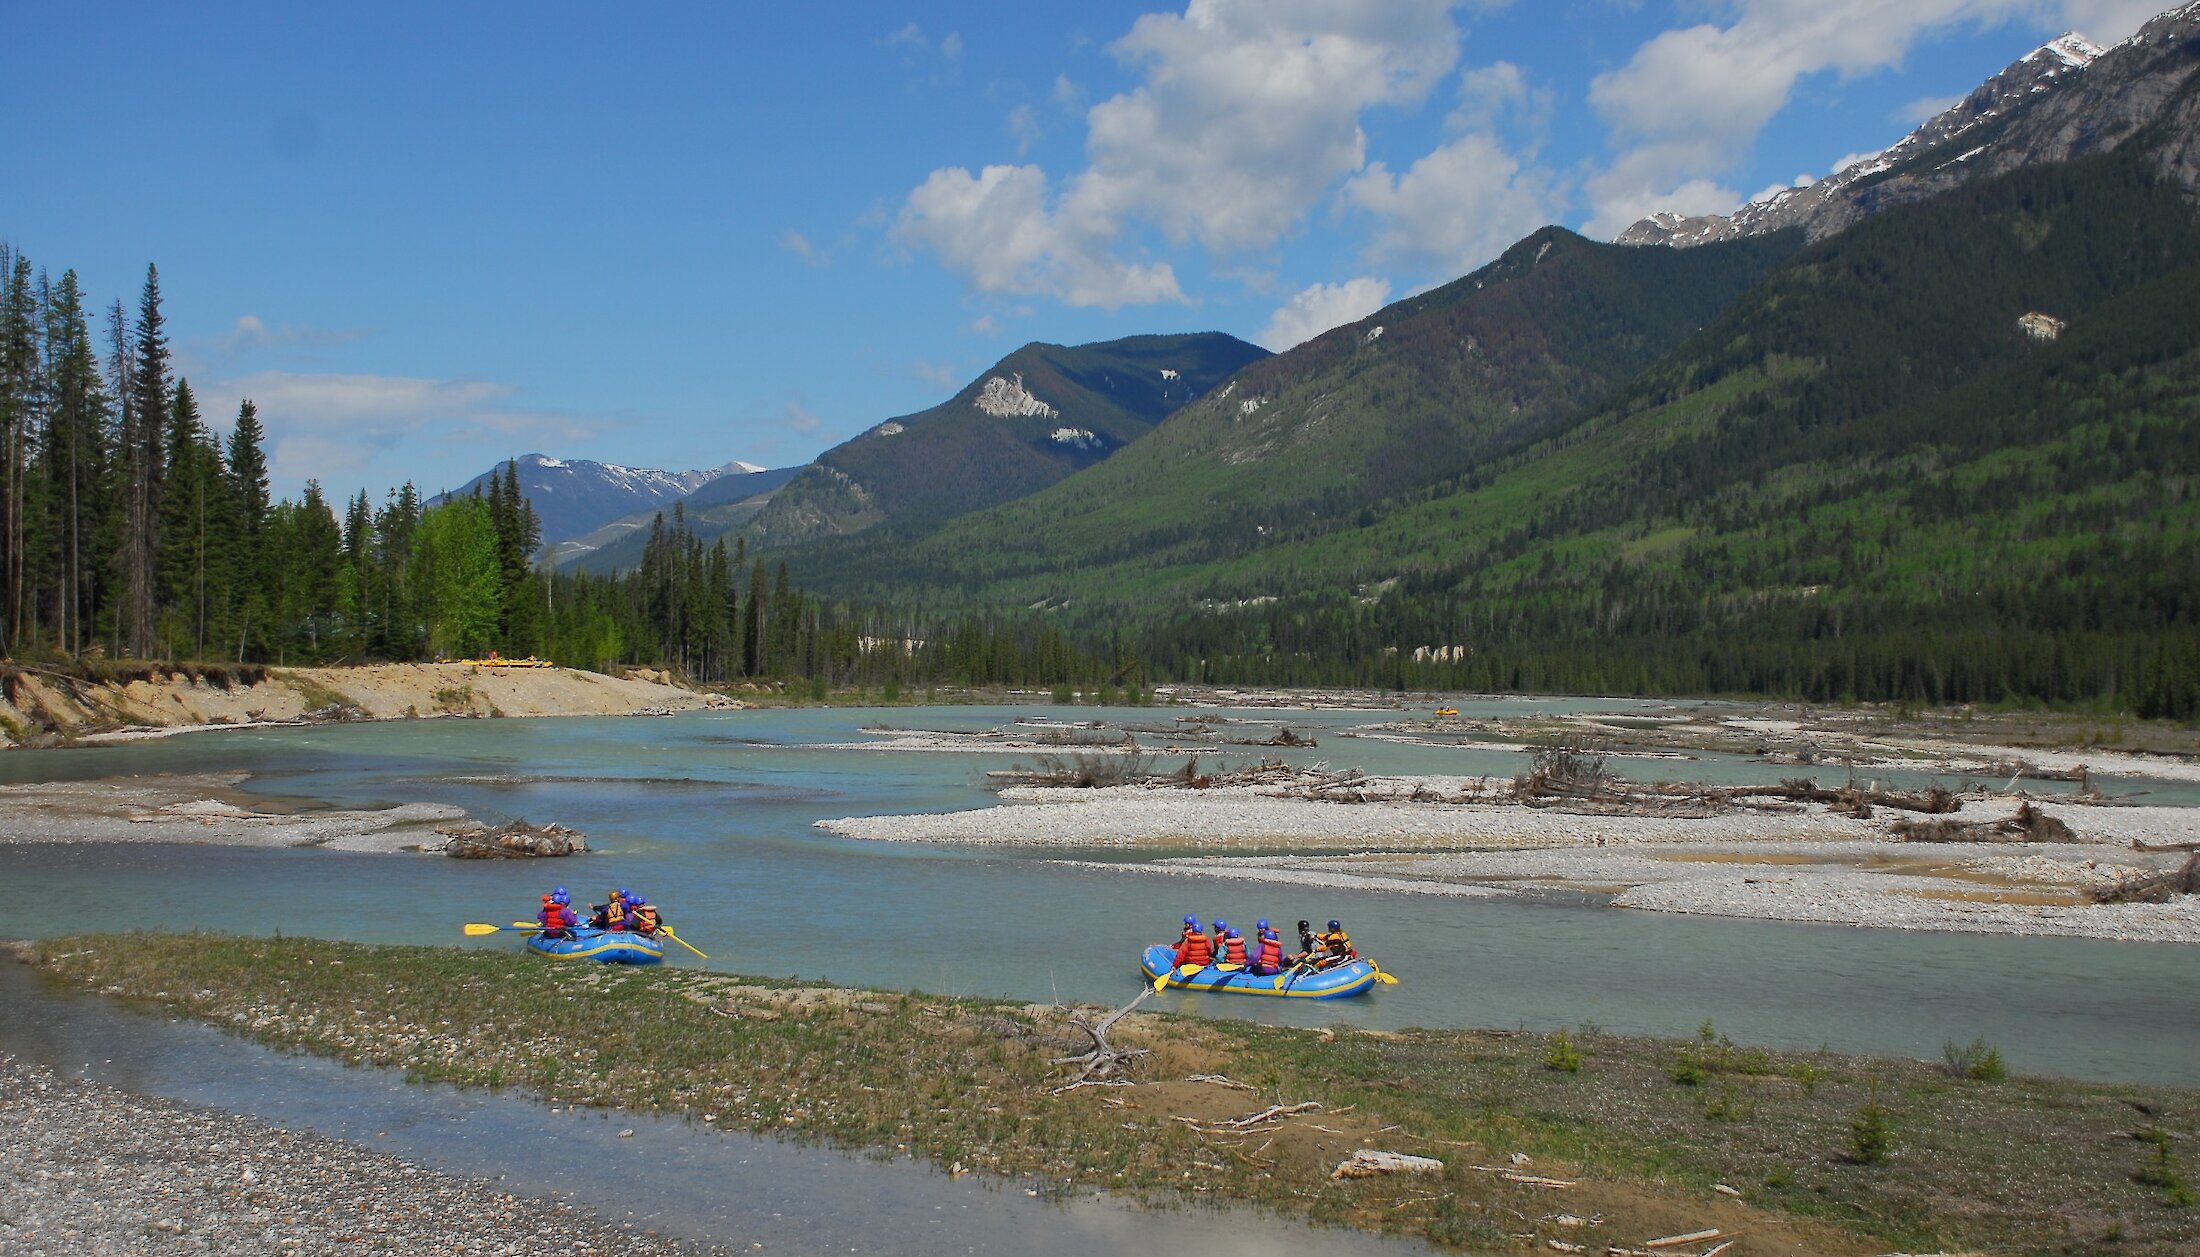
2,701,2194,1086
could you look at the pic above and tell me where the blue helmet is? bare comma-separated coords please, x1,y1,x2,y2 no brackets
1225,928,1241,939
1256,918,1270,931
1212,920,1227,932
628,894,646,906
554,886,568,898
1183,915,1199,927
1328,919,1342,931
619,887,632,900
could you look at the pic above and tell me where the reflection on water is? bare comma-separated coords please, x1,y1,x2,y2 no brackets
0,703,2195,1086
0,964,1428,1256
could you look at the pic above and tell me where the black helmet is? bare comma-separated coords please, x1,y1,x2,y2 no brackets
1297,919,1311,930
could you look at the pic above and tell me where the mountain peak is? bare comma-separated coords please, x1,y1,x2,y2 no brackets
2035,32,2105,69
1618,4,2200,249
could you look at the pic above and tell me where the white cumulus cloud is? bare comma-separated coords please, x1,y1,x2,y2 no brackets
1257,277,1392,352
895,163,1184,309
897,0,1465,308
1343,131,1560,276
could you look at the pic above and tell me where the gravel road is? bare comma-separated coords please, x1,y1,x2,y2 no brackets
0,1053,714,1256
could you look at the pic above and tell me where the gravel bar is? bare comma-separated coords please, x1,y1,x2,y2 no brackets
0,1052,715,1256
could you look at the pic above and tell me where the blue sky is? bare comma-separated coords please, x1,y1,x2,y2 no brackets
2,0,2169,503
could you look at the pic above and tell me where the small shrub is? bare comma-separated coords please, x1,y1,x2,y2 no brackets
1764,1164,1795,1190
1670,1047,1708,1087
1790,1061,1824,1094
1942,1037,2008,1082
1848,1087,1895,1165
2134,1127,2195,1208
1703,1079,1753,1122
1544,1029,1583,1073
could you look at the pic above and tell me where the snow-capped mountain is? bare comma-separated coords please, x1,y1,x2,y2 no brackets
432,453,765,545
1620,2,2200,247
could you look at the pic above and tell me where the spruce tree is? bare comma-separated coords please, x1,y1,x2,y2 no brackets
0,248,40,647
119,264,170,656
224,400,270,660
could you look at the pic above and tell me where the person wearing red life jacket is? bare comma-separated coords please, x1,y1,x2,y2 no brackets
1249,918,1285,975
536,890,577,940
1172,915,1214,969
628,896,663,938
1219,927,1250,968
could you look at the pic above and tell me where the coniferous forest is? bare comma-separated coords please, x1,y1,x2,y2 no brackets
0,250,1116,692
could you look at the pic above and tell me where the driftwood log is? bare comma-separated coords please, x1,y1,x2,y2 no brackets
438,819,589,858
1889,800,2073,844
2095,853,2200,904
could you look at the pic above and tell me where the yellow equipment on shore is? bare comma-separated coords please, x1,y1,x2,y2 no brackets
446,655,555,668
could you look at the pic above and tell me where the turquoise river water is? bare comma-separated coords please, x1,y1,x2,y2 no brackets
1,700,2194,1086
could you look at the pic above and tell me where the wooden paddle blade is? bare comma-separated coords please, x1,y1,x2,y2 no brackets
462,923,504,935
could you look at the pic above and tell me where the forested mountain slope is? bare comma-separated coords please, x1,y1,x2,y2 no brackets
1144,149,2200,711
746,332,1265,547
779,228,1800,602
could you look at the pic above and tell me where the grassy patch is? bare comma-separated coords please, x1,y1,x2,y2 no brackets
24,934,2200,1255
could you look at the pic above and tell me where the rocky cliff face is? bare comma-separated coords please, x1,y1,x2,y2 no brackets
1619,3,2200,248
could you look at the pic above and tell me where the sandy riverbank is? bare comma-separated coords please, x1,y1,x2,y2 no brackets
818,779,2200,944
0,661,729,748
0,772,467,853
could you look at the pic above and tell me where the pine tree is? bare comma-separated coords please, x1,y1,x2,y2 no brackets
119,264,170,657
224,400,270,660
35,271,107,655
0,247,41,646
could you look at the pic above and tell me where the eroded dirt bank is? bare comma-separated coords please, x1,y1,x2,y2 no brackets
0,661,726,747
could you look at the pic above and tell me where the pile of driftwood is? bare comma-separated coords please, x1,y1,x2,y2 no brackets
1889,800,2074,843
437,819,589,858
2097,851,2200,904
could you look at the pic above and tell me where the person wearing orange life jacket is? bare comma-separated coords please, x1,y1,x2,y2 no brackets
628,895,663,938
1219,927,1250,968
1249,919,1285,976
589,887,631,931
1171,915,1214,969
1313,919,1356,969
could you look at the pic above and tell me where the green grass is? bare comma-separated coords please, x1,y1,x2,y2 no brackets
26,934,2200,1255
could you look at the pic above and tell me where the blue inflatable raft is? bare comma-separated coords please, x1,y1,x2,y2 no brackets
526,927,664,965
1140,944,1380,999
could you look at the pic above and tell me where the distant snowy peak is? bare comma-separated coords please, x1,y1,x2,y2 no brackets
510,452,764,496
445,454,776,546
1614,21,2149,249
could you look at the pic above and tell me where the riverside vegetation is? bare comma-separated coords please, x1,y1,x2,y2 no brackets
25,934,2199,1255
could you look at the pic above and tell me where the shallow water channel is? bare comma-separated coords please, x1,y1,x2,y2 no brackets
1,702,2195,1086
0,963,1430,1255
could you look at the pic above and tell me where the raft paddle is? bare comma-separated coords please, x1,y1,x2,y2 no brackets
463,922,542,935
660,926,708,959
1154,962,1198,992
1371,962,1400,985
